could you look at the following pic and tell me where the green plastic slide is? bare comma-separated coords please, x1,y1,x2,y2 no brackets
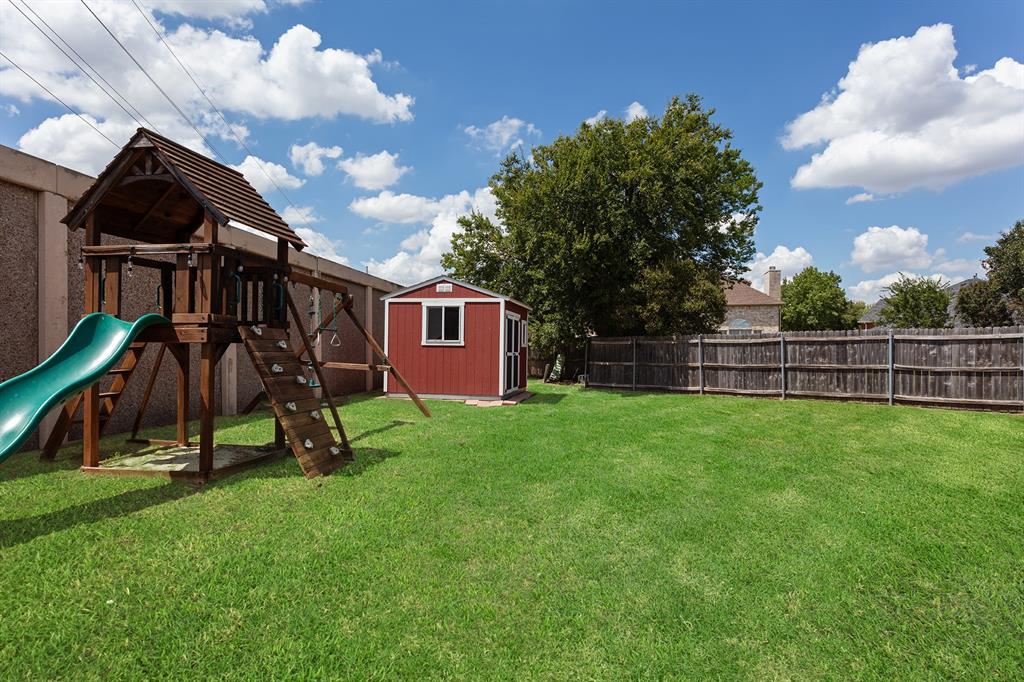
0,313,169,464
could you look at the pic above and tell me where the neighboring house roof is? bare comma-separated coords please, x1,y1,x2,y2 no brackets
724,280,781,306
859,299,885,325
381,275,532,310
64,128,306,249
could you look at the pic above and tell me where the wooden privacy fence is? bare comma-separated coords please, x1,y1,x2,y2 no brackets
586,327,1024,411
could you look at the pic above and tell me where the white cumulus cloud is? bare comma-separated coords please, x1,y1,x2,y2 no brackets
295,227,348,264
957,231,997,243
851,225,932,273
0,2,411,173
625,101,648,122
849,224,980,275
464,115,540,156
281,205,320,225
783,23,1024,194
746,245,813,292
338,150,410,190
231,155,304,194
350,191,444,224
289,141,342,176
584,110,607,125
363,187,498,284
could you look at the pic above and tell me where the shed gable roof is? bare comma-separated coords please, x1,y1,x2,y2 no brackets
64,128,306,249
382,275,532,310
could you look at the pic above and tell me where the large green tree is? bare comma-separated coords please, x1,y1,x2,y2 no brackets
878,275,951,328
955,279,1014,327
443,95,762,357
781,267,861,331
983,219,1024,318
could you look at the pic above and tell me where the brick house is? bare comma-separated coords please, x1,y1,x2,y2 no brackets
720,267,782,334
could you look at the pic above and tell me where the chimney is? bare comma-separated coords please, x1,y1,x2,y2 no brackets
766,266,781,300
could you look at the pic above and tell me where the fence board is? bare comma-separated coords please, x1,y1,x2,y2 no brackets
585,327,1024,412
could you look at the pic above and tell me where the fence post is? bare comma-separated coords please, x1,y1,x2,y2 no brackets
582,336,589,389
631,336,637,390
698,334,705,395
887,329,895,406
780,333,786,400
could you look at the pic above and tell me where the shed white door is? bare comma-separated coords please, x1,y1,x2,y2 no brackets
504,313,520,393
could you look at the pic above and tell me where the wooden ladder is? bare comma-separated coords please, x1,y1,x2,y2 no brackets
237,325,352,478
40,342,148,460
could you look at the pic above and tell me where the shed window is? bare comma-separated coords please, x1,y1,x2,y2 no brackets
424,305,462,344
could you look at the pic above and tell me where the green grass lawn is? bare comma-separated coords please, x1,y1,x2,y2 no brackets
0,383,1021,679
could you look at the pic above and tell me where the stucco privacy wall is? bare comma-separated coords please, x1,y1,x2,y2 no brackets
0,180,40,448
0,144,400,451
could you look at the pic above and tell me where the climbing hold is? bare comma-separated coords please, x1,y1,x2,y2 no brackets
295,376,307,385
310,410,321,421
276,340,288,350
250,325,262,336
303,439,314,449
284,401,297,412
329,446,340,456
271,364,284,374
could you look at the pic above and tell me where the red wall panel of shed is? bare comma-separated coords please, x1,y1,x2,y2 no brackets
387,301,500,397
395,281,491,299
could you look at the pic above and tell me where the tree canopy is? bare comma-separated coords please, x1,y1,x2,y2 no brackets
442,95,762,357
955,279,1013,327
878,275,951,328
982,219,1024,319
780,267,861,331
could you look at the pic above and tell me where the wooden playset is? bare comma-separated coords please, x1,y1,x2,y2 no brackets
28,128,427,481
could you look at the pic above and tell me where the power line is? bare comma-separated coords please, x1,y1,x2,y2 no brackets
78,0,229,164
0,50,119,147
6,0,154,130
131,0,318,234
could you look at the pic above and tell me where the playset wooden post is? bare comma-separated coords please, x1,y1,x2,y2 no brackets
42,128,426,481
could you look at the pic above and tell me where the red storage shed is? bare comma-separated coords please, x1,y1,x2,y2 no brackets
382,276,530,400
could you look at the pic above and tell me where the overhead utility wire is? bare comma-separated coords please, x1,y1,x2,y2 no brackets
78,0,229,165
6,0,154,131
131,0,318,234
0,50,119,147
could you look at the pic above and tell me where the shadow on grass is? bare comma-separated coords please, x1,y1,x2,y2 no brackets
349,419,414,444
0,482,200,550
337,447,400,477
523,392,566,405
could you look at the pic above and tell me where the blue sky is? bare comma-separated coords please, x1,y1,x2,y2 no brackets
1,0,1021,299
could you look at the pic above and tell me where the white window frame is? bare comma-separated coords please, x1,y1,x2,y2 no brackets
421,301,465,346
520,319,528,347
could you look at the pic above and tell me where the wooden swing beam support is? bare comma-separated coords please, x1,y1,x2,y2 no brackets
323,362,392,372
283,287,352,454
285,269,431,418
130,343,165,439
338,293,432,419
